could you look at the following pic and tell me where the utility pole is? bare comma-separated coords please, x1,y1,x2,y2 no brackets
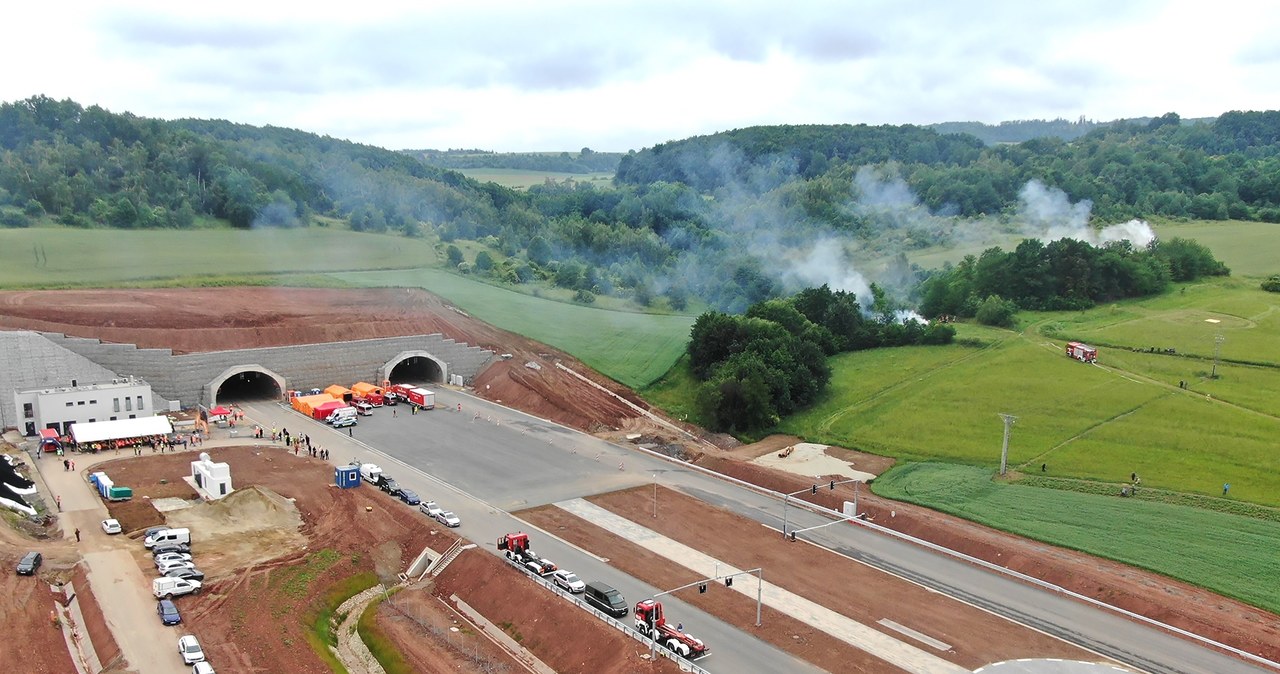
1212,334,1225,379
998,413,1018,476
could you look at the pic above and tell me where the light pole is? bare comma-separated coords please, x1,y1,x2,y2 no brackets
782,478,863,537
1212,334,1225,379
998,413,1018,476
652,473,658,518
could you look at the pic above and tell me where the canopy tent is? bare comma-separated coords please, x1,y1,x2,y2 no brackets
71,416,174,444
209,405,232,417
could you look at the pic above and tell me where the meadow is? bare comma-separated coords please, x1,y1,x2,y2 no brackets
0,227,439,287
454,168,614,189
872,463,1280,614
332,268,694,388
778,278,1280,506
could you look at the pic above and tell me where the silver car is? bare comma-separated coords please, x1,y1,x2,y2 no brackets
434,511,461,527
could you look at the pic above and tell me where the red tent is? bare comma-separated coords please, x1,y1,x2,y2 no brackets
210,405,232,416
312,400,348,421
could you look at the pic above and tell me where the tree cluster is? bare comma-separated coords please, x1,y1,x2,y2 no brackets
616,111,1280,223
918,237,1229,322
407,147,623,174
688,286,955,432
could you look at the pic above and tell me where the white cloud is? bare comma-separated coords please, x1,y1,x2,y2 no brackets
2,0,1278,150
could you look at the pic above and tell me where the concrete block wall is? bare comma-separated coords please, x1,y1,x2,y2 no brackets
0,331,124,431
39,332,493,408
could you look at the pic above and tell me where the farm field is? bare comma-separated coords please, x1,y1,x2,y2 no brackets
333,268,695,388
778,278,1280,505
0,227,439,287
872,463,1280,614
454,167,614,189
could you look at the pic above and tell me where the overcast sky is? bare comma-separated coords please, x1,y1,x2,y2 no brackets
4,1,1278,152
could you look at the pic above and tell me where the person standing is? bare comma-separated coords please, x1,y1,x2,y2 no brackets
1223,483,1231,496
74,528,80,542
56,495,62,511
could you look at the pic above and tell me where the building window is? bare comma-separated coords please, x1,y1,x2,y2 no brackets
113,398,120,412
23,403,33,419
110,416,117,421
137,396,144,410
88,418,95,423
66,401,74,407
77,400,86,406
89,399,97,404
128,414,136,419
125,397,132,411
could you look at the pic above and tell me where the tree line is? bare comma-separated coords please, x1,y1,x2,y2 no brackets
405,147,623,174
918,237,1229,327
616,112,1280,224
688,285,955,431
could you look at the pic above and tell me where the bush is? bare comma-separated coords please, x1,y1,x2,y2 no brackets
975,294,1018,328
572,289,596,303
1262,275,1280,293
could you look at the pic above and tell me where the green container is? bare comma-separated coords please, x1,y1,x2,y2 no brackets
107,486,133,501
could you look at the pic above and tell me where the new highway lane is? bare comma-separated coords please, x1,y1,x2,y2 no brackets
248,390,1276,674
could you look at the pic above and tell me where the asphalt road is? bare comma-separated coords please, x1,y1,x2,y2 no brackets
246,390,1277,674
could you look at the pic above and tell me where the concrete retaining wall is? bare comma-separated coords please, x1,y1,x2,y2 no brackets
39,333,493,408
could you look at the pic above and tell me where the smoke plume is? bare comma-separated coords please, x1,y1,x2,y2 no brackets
1018,180,1155,247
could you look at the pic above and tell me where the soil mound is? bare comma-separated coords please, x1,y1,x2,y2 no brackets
167,485,302,537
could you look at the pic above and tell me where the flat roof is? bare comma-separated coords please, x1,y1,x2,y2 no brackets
71,415,173,443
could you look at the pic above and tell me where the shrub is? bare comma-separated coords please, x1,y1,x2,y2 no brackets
975,294,1017,328
1262,275,1280,293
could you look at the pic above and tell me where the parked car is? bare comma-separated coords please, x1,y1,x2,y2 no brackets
16,551,42,575
419,501,443,517
155,552,194,567
101,518,122,535
551,569,586,593
332,416,358,429
165,567,206,582
396,488,421,505
152,543,192,556
192,662,216,674
157,559,197,574
434,511,461,528
157,599,182,625
153,577,202,599
142,526,169,541
178,634,205,664
379,478,400,495
353,401,374,416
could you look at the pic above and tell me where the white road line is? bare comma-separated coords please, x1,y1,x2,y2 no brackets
556,498,969,674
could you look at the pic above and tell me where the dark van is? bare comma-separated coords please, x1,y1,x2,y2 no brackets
584,581,628,618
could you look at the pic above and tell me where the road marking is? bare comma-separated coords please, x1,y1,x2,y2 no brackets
877,619,951,651
557,498,968,674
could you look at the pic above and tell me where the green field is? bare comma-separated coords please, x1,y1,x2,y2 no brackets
777,280,1280,507
333,268,694,388
873,463,1280,613
454,168,614,190
0,228,439,287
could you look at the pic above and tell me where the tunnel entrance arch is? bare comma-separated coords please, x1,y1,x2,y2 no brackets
207,364,286,406
380,351,448,387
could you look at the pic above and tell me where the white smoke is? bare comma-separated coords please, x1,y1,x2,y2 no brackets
783,238,872,308
894,309,927,324
1018,180,1155,247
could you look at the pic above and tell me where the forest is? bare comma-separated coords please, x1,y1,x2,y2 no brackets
405,147,623,173
0,96,1273,317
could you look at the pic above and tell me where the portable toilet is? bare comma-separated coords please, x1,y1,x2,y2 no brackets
89,472,106,489
335,464,361,489
97,475,114,498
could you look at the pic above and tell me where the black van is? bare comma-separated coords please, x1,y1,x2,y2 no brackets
584,581,628,618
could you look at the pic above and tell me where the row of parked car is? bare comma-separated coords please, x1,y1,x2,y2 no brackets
364,465,462,528
140,526,216,673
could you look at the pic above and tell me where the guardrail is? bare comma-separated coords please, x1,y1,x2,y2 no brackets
500,555,711,674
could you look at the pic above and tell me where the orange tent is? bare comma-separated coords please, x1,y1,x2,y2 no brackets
324,385,354,402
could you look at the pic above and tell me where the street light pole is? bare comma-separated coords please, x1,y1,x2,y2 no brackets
652,474,658,518
1212,334,1225,379
998,413,1018,476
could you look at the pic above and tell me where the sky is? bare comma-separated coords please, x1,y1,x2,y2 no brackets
4,0,1279,152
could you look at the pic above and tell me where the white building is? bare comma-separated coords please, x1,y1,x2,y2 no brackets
190,452,233,499
13,376,154,439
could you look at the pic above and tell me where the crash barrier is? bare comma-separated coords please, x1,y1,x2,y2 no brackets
626,444,1280,673
501,555,711,674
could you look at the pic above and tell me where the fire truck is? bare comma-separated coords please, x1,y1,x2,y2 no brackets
634,599,709,659
1066,341,1098,363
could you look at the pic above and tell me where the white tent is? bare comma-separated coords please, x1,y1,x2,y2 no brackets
71,416,173,444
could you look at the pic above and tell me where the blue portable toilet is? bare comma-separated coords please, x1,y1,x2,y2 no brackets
335,465,361,489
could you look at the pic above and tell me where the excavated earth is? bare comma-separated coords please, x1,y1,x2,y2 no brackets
2,286,1277,668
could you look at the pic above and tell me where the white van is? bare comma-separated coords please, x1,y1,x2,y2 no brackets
353,401,374,416
153,576,202,598
144,527,192,549
326,407,357,425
